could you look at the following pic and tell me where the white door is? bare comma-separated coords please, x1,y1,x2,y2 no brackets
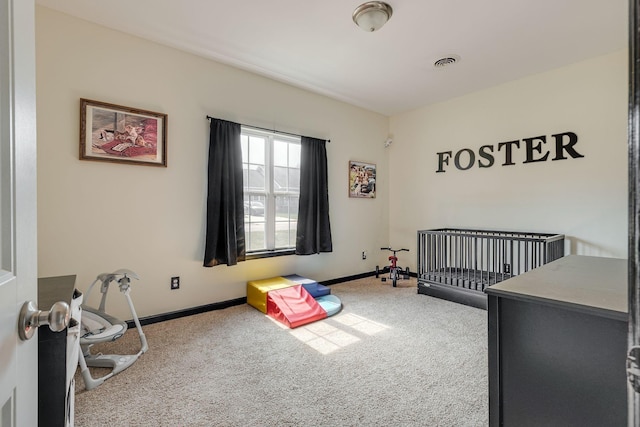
0,0,38,426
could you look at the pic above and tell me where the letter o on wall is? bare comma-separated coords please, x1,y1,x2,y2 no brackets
454,149,475,170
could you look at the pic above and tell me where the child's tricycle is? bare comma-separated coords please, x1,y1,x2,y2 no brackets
376,247,410,287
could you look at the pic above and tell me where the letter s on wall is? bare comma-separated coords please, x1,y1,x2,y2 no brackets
478,145,495,168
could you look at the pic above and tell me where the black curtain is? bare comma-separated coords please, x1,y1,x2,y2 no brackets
203,118,245,267
296,136,332,254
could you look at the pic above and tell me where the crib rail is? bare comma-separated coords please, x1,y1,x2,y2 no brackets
417,228,564,308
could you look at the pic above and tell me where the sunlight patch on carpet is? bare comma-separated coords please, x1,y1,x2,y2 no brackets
333,313,390,336
287,312,390,355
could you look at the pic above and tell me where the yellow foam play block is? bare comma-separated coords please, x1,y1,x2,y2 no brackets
247,276,296,313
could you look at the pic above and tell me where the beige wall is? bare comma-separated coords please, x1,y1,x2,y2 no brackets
389,50,628,266
35,7,390,320
36,7,628,320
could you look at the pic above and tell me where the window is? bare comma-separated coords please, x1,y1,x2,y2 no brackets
241,127,300,254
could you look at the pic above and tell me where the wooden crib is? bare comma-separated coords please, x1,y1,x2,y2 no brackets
417,228,565,309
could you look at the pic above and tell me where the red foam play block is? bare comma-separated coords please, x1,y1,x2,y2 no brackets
266,284,327,328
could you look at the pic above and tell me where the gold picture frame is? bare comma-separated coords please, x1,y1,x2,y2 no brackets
79,98,167,167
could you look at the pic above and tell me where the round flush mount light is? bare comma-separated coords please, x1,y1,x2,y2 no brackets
434,55,461,68
353,2,393,32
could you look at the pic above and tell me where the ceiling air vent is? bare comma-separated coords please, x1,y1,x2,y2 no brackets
434,56,459,68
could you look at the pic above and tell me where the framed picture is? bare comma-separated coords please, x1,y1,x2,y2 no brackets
79,98,167,167
349,160,376,198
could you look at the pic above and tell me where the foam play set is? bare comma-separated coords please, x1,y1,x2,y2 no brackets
247,274,341,328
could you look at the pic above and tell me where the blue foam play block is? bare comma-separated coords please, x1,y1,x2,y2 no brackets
283,274,331,297
304,283,330,297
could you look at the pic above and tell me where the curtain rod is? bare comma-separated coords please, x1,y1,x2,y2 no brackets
206,115,330,143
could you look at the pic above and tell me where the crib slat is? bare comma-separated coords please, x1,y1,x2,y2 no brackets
417,228,565,307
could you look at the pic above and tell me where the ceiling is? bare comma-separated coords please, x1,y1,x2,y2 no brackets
36,0,627,116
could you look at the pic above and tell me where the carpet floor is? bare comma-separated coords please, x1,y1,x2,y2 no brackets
74,276,488,426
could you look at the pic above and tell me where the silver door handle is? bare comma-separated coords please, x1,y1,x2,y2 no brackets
18,300,70,341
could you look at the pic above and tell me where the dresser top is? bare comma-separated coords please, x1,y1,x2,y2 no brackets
38,275,77,310
485,255,627,320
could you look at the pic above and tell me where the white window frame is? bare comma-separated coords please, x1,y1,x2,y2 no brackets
241,126,300,254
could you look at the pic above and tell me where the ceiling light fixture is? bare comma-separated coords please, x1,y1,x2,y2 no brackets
352,2,393,32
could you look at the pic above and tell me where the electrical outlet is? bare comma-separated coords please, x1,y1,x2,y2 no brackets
171,276,180,290
362,251,367,260
504,264,511,274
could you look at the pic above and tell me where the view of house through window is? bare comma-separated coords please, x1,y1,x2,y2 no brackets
241,127,300,253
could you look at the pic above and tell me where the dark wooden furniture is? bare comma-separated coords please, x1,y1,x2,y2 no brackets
486,255,627,426
38,275,82,427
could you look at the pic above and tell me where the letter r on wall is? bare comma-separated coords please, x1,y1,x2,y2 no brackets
552,132,584,160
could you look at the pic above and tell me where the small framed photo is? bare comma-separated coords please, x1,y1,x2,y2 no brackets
349,160,376,198
80,98,167,167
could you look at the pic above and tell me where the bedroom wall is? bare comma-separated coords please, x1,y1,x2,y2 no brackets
35,7,390,320
389,50,628,267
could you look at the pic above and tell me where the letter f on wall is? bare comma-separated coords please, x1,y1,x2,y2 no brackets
436,151,452,173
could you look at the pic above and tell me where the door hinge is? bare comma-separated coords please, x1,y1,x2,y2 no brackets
627,346,640,393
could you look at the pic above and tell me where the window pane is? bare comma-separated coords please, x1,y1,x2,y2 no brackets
289,143,301,168
275,220,292,247
245,165,266,192
274,140,288,167
245,194,265,218
275,226,291,249
273,166,288,191
288,222,297,247
274,221,297,248
249,136,265,165
245,194,266,251
246,221,266,252
275,195,290,218
274,195,298,249
241,135,248,163
290,195,299,218
289,168,300,191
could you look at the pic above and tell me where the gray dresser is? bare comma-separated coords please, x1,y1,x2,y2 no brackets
486,255,627,426
38,275,83,427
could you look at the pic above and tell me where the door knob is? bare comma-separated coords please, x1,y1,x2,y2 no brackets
18,300,70,341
